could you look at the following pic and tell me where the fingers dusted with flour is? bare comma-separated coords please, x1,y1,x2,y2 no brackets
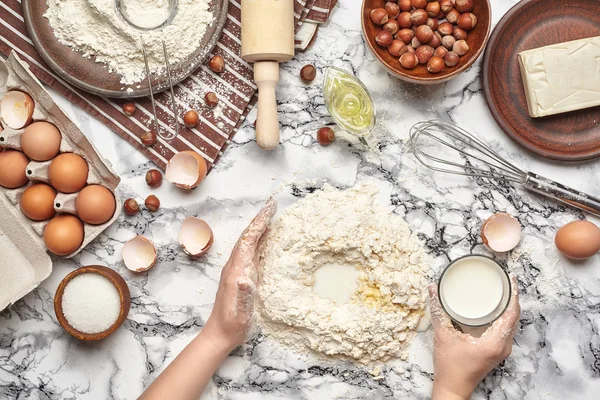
240,197,277,247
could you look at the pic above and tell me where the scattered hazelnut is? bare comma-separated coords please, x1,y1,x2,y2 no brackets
183,110,199,128
445,51,460,67
141,130,157,147
452,39,470,56
397,12,413,28
388,40,406,57
205,92,218,108
383,19,400,35
410,9,428,25
415,25,434,43
300,64,317,82
122,102,136,116
208,55,225,73
457,13,477,30
397,28,415,43
375,30,394,47
145,195,160,212
429,31,442,48
440,0,454,13
453,27,468,41
385,2,400,19
415,45,434,64
400,52,419,69
427,56,445,73
370,8,389,25
434,46,448,58
145,169,163,188
438,21,454,36
317,127,335,146
124,198,140,215
425,1,440,17
411,36,422,49
426,17,439,31
399,0,412,12
441,35,456,50
446,8,460,24
411,0,427,9
455,0,474,13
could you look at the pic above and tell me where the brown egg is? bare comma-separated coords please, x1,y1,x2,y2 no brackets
20,183,56,221
48,153,89,193
0,150,29,189
43,214,85,256
555,220,600,260
75,185,116,225
21,121,62,161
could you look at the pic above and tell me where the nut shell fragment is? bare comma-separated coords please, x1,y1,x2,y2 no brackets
481,213,521,253
122,236,157,272
178,217,214,257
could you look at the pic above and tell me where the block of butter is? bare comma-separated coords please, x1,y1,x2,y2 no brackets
518,36,600,118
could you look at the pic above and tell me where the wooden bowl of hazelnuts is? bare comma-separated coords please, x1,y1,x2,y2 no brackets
362,0,491,84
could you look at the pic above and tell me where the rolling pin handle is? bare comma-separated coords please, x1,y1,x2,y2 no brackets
254,61,280,150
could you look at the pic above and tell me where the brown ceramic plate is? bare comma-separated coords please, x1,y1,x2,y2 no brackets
361,0,491,84
22,0,228,98
482,0,600,161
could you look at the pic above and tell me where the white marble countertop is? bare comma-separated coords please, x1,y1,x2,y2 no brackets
2,0,600,399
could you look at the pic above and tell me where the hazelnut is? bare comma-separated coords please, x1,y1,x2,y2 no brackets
411,36,422,49
452,39,470,56
205,92,219,108
383,19,400,35
398,44,414,56
371,8,389,25
208,55,225,73
141,130,157,147
436,10,446,20
317,127,335,145
440,0,454,13
124,198,139,215
399,0,412,12
415,25,434,43
415,45,434,64
434,45,448,59
410,9,428,25
411,0,427,9
438,21,454,36
453,27,468,41
445,51,460,67
455,0,474,13
388,40,406,57
122,102,136,116
300,64,317,82
397,12,413,28
385,2,400,18
145,195,160,212
446,8,460,24
429,31,442,48
145,169,163,188
426,17,439,31
183,110,199,128
375,30,394,47
427,56,445,73
441,35,456,50
457,13,477,30
399,52,419,69
397,28,415,43
425,1,440,17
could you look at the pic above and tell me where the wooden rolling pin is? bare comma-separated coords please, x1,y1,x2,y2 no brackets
241,0,295,150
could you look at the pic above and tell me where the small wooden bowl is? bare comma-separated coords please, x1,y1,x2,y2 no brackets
54,265,130,341
361,0,492,84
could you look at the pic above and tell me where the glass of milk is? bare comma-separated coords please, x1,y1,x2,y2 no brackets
438,255,511,333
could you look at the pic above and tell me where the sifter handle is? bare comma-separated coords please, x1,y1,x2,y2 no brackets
254,61,280,150
524,172,600,217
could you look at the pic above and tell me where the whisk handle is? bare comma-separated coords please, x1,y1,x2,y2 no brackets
524,173,600,217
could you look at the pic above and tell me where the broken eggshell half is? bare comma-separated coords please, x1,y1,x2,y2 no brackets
178,217,213,257
122,235,157,272
481,213,521,253
165,151,207,190
1,90,34,129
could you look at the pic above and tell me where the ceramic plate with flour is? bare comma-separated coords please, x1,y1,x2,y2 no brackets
22,0,228,98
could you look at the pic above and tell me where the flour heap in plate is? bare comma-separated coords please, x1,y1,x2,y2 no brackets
258,185,430,364
44,0,213,85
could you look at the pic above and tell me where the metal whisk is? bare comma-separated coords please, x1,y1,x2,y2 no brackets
116,0,180,141
409,120,600,217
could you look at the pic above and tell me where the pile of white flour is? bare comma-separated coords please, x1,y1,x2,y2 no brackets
44,0,213,85
258,185,430,364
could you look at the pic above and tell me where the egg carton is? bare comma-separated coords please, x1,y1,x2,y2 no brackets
0,52,121,311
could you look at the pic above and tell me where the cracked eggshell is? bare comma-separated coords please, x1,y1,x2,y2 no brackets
178,217,213,257
481,213,521,253
165,151,207,190
122,236,157,272
1,90,34,129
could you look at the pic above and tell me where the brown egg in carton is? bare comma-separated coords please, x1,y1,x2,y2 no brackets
0,53,121,310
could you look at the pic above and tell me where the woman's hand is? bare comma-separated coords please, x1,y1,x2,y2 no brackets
430,276,521,400
203,197,277,350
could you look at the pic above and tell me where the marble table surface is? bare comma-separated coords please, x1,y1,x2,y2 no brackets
2,0,600,399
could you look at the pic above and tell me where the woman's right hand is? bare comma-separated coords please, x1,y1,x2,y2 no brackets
430,276,521,400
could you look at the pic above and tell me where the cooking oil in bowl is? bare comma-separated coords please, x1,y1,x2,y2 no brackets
323,67,375,137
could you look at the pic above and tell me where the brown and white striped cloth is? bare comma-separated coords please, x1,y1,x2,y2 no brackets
0,0,336,171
